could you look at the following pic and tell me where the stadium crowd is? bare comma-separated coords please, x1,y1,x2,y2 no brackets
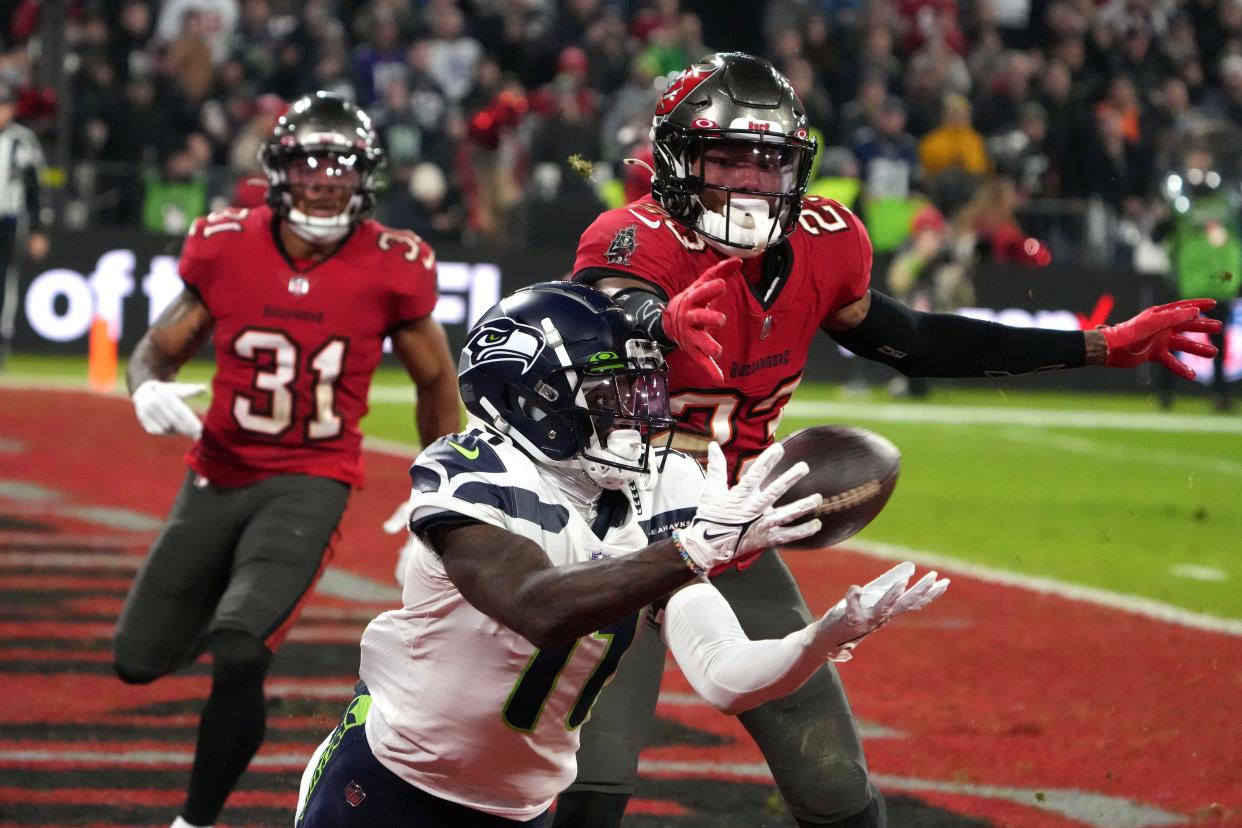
2,0,1242,262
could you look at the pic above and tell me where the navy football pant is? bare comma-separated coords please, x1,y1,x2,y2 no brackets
298,685,550,827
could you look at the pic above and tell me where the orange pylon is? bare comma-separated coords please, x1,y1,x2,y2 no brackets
87,316,117,392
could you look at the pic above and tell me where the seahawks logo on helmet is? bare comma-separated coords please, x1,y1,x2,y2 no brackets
461,319,545,374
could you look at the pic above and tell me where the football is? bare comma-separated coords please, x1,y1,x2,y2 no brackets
764,425,901,549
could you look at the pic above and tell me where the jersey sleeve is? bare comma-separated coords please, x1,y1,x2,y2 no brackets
373,227,439,327
573,204,700,299
406,432,571,541
177,219,214,290
804,198,873,316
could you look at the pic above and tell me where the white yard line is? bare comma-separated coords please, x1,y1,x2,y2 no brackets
996,427,1242,477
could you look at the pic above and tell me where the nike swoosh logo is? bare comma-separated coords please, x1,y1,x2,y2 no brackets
628,209,663,229
702,529,732,541
448,441,480,460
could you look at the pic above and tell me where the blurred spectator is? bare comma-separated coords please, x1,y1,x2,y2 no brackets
142,137,209,234
464,79,529,242
885,203,969,396
1074,98,1152,218
374,76,426,190
226,92,284,175
600,57,660,163
1153,147,1240,410
989,102,1052,198
973,50,1034,135
110,0,155,81
155,0,238,64
852,95,921,255
99,73,180,225
806,146,862,212
583,9,633,96
167,9,216,105
381,161,465,243
0,79,47,367
918,92,989,207
427,4,483,104
953,174,1049,265
783,58,833,135
1202,54,1242,124
352,9,407,107
838,71,888,147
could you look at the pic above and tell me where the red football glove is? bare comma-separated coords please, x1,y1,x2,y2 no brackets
663,257,740,382
1099,299,1222,380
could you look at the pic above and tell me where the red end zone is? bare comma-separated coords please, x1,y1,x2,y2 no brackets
1,388,1239,827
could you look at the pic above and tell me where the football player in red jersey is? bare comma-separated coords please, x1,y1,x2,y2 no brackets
113,92,462,828
558,54,1223,828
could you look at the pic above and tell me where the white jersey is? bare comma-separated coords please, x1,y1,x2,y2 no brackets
359,427,703,820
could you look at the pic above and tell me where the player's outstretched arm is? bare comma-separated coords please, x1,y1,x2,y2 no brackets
827,290,1221,381
663,562,949,715
128,289,214,438
585,257,741,382
1094,299,1221,379
392,316,464,448
429,442,821,648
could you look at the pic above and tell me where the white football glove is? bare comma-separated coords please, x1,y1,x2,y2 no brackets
131,380,207,439
676,441,823,573
384,496,416,585
806,561,950,662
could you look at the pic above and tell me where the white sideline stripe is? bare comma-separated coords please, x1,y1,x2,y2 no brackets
3,378,1239,433
0,748,1186,827
845,539,1242,636
997,428,1242,477
1169,564,1229,582
779,399,1242,433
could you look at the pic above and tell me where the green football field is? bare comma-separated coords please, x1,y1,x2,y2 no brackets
7,353,1239,620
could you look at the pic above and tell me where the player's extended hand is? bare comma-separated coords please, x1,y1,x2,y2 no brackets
1100,299,1222,380
131,380,206,439
676,441,822,573
384,497,416,585
662,257,739,382
807,562,949,662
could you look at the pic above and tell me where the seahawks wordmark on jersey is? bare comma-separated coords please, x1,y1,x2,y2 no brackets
359,427,703,820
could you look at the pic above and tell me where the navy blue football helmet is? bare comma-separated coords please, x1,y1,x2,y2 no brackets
459,282,674,489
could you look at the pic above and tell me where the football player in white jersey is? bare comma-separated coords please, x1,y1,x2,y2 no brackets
294,282,948,827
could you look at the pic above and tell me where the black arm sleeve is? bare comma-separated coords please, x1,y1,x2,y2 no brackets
829,290,1088,378
23,166,41,231
573,266,678,349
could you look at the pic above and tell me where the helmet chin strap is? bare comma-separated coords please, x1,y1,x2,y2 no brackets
696,196,780,258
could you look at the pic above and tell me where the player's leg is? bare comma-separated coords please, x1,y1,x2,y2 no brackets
113,471,245,684
713,550,886,828
181,474,350,826
553,614,667,828
299,684,550,828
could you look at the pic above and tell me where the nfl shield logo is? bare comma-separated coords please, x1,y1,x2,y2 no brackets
760,314,772,340
289,275,310,296
344,780,366,807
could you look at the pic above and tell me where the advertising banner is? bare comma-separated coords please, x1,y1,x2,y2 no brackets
10,229,1239,390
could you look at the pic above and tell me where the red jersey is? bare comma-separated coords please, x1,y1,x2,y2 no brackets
179,205,438,488
574,195,872,481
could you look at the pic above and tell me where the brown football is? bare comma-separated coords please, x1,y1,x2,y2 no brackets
763,425,901,549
